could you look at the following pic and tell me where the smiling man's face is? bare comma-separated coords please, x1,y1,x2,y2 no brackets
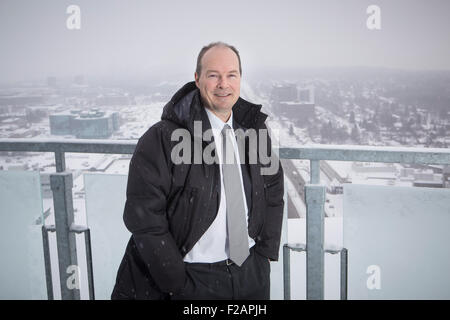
195,46,241,122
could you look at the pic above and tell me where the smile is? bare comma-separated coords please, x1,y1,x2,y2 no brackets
214,94,231,98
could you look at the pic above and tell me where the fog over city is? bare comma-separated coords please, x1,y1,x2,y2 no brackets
1,0,450,84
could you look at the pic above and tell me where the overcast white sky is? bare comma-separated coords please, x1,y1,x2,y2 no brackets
1,0,449,83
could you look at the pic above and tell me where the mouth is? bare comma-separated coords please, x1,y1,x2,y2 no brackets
214,93,231,98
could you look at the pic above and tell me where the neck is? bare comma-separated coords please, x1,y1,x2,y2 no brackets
210,109,231,123
204,105,231,123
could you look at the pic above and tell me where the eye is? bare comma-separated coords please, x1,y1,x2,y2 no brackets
208,74,217,78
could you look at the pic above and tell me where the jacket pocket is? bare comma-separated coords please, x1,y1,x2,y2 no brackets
263,181,280,206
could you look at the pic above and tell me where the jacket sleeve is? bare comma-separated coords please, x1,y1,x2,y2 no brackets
259,123,285,261
123,123,186,294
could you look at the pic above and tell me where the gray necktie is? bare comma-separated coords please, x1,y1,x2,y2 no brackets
221,124,250,267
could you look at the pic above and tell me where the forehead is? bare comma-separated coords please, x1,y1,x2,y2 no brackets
201,46,239,72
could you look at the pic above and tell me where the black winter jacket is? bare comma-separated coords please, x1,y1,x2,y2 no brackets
111,81,284,299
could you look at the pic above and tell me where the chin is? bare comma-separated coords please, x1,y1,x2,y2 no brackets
216,100,237,109
212,105,231,113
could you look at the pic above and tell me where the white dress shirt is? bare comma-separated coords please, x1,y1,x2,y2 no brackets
183,108,255,263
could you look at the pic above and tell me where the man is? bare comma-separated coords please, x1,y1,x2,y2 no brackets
111,42,284,300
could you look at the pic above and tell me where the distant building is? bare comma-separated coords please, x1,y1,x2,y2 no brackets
49,113,77,135
73,112,113,139
413,172,436,181
0,95,45,106
270,83,315,123
298,86,315,104
111,112,120,131
49,109,120,139
413,180,443,188
328,178,343,194
277,101,315,121
271,83,297,102
413,171,443,188
351,162,397,174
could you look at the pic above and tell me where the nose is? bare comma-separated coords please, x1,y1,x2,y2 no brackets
217,76,229,89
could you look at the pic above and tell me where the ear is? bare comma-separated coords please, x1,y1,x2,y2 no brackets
194,72,200,88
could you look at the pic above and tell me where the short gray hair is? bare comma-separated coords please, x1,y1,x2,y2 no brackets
196,41,242,76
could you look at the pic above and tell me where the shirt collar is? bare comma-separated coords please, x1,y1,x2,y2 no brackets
204,107,233,131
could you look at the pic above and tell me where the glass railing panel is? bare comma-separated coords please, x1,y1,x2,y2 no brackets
287,218,306,299
0,170,47,299
84,173,130,300
344,184,450,299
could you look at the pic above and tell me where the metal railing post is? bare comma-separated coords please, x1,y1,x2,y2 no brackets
50,172,80,300
310,160,320,184
55,150,66,172
281,176,289,300
305,184,325,300
283,244,291,300
282,243,306,300
41,224,55,300
340,248,348,300
84,229,95,300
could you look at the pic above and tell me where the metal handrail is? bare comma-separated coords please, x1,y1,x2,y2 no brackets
0,138,136,172
2,138,450,166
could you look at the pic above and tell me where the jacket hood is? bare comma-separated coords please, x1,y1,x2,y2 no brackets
161,81,268,133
